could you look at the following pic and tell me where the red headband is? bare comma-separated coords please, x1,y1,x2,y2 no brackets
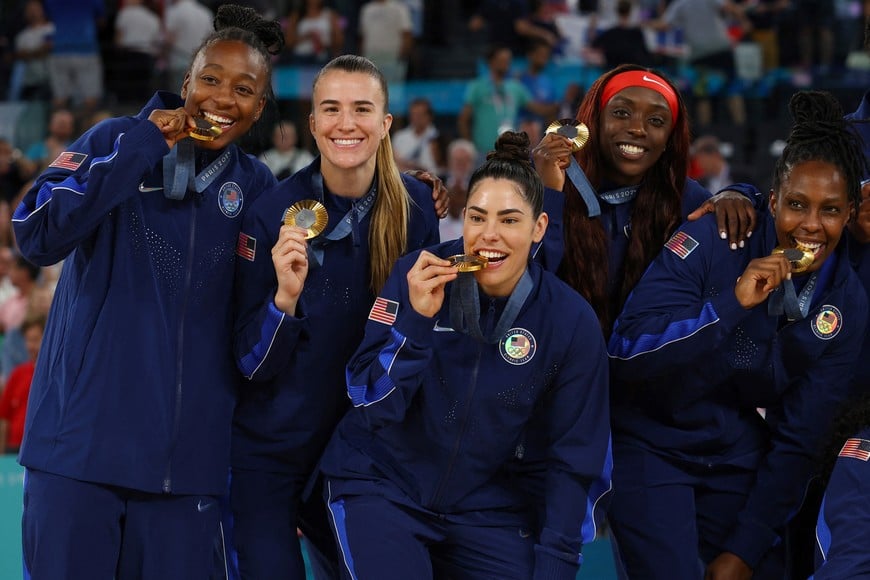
599,70,679,127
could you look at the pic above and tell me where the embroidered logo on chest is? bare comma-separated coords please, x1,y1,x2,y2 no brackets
219,182,243,218
811,305,842,340
499,328,536,365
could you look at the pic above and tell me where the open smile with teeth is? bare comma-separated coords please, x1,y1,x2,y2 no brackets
795,239,823,255
202,111,234,129
477,250,507,263
333,138,363,147
618,144,645,156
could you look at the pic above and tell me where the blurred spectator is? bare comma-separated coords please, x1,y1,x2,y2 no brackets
113,0,163,104
43,0,106,113
795,0,834,71
526,0,566,55
517,38,560,146
458,44,553,159
0,284,52,385
358,0,413,83
392,97,444,175
10,0,54,101
0,254,40,335
468,0,532,56
0,139,34,207
740,0,789,72
257,120,315,180
650,0,747,127
0,313,46,454
690,134,753,193
588,0,654,69
0,248,17,308
21,108,75,177
284,0,344,66
164,0,214,92
439,138,477,241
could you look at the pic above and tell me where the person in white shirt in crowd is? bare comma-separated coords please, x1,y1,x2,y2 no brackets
392,97,444,176
439,138,477,242
113,0,162,103
257,119,314,180
358,0,413,83
164,0,214,92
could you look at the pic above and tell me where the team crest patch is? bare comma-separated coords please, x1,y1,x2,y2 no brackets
839,438,870,461
665,231,699,259
811,305,841,340
218,182,243,218
49,151,87,171
499,328,536,365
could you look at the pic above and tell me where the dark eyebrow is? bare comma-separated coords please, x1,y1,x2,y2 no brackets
317,99,376,107
467,206,525,216
200,63,257,83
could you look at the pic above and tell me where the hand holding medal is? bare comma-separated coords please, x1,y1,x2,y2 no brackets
407,251,459,318
771,245,814,273
532,119,590,191
187,116,223,142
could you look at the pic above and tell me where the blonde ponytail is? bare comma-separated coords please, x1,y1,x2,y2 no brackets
370,132,410,293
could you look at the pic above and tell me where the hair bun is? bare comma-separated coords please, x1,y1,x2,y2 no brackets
487,131,532,165
789,90,844,126
214,4,284,55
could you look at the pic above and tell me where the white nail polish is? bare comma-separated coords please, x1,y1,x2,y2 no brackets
730,243,737,250
720,232,727,240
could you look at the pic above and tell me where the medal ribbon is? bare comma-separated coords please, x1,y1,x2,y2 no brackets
565,157,639,217
768,274,818,321
162,140,235,200
307,171,378,267
449,269,533,344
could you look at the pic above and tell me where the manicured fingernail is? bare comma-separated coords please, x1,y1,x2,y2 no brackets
746,230,752,237
720,231,727,239
739,240,744,248
730,242,737,250
787,272,792,280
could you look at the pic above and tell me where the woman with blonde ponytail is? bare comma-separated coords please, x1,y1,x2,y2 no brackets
228,54,440,579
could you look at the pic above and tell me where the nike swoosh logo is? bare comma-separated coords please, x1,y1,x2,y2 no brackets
139,182,163,192
433,322,454,332
197,499,213,512
642,75,669,91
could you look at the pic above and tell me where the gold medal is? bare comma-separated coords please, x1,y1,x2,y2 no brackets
448,254,488,272
545,119,590,152
284,200,328,239
772,246,815,273
188,117,222,141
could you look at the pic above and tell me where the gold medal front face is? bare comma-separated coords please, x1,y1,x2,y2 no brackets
188,117,223,141
772,246,815,273
545,119,590,152
448,254,488,272
284,200,329,239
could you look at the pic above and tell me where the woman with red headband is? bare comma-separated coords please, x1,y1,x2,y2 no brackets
532,63,758,336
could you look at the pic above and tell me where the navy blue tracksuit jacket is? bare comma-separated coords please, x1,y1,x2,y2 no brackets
608,213,868,569
320,241,613,579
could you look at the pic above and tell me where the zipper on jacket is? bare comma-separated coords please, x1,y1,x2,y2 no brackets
429,298,496,507
163,195,200,492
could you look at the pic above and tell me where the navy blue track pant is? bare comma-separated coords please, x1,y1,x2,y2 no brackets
22,468,221,580
607,443,785,579
325,482,536,580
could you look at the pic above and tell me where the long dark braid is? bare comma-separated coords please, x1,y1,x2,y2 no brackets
773,91,867,211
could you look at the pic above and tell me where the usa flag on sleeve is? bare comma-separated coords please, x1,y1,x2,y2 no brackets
665,231,699,259
368,297,398,325
236,232,257,261
839,438,870,461
49,152,88,171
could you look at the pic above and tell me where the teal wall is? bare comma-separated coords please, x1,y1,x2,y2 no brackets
0,455,23,580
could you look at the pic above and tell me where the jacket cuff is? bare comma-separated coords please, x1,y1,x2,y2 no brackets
709,286,752,334
533,545,581,580
392,303,435,346
722,518,778,570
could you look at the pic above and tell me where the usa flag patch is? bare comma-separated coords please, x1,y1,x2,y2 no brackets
236,232,256,261
665,231,699,259
839,438,870,461
49,151,88,171
368,297,398,325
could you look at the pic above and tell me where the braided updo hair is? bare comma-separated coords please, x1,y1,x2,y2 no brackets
193,4,285,101
467,131,545,217
773,91,867,211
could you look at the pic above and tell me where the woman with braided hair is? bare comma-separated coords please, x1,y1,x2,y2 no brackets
13,5,284,578
607,90,868,579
